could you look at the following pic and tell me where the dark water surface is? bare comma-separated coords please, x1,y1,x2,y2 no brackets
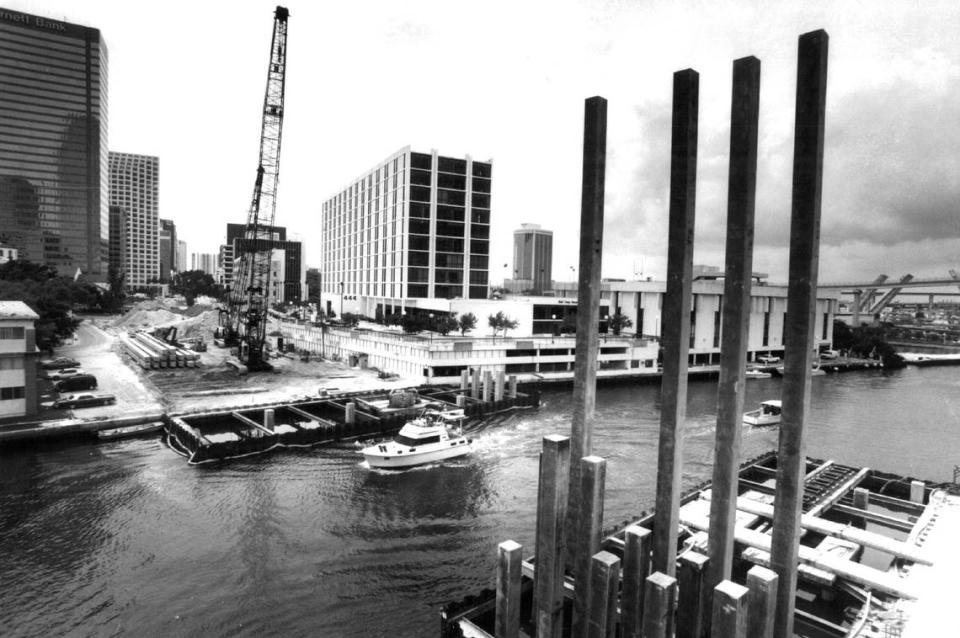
3,366,960,637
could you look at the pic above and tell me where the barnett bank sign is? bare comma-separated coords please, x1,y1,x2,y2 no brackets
1,9,71,33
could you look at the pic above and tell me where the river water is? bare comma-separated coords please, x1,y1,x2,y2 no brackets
3,366,960,637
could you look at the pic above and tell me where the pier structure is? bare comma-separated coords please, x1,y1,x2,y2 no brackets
436,28,959,638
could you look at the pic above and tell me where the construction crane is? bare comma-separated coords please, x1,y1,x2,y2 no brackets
216,6,289,371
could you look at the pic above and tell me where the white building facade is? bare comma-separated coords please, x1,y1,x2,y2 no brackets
320,147,492,318
0,301,39,418
108,152,159,287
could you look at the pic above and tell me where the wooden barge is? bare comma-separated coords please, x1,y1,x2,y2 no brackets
165,382,539,464
441,450,958,637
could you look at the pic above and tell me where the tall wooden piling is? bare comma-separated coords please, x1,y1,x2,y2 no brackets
472,367,480,399
771,29,829,638
345,402,356,425
495,370,506,400
460,369,469,390
653,68,699,577
567,96,607,559
642,571,678,638
677,551,710,638
534,435,571,638
621,525,652,638
508,375,518,398
496,540,522,638
264,408,276,432
572,456,607,637
586,551,620,638
483,371,493,402
746,566,778,638
711,580,749,638
708,55,761,597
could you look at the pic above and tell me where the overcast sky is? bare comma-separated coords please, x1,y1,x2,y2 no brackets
11,0,960,284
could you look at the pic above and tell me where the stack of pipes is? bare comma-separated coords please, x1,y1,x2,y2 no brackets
120,331,201,369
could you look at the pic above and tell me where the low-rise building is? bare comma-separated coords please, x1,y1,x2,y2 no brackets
0,301,39,418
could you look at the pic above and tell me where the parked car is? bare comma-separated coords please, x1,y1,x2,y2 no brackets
40,357,80,370
758,355,781,364
54,374,98,392
820,349,840,360
53,392,115,409
43,368,84,381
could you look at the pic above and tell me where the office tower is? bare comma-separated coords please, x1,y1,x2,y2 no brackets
320,147,491,306
513,223,553,294
176,240,187,273
305,268,321,303
109,152,159,287
108,205,126,277
191,252,217,276
0,8,108,278
158,218,176,282
224,223,303,303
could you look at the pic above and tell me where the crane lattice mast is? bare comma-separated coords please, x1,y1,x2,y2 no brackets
221,5,289,370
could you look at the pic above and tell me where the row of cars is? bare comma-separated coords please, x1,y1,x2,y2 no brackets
40,357,116,409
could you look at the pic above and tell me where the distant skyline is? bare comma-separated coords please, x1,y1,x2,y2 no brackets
8,0,960,284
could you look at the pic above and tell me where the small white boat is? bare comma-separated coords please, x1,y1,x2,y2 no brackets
362,406,472,469
743,399,781,426
745,369,772,379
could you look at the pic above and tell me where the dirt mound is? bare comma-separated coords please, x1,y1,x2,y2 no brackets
114,308,182,329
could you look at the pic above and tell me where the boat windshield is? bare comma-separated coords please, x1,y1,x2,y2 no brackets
395,434,441,447
763,404,781,415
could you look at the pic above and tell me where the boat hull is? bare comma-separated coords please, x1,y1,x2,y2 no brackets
363,440,472,469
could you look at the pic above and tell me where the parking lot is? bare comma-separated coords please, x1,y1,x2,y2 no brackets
46,321,164,419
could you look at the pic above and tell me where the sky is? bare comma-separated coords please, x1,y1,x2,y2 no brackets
9,0,960,284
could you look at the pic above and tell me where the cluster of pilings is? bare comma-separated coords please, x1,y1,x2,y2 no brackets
445,28,830,638
120,331,201,369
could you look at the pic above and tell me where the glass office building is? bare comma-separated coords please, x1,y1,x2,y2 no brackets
0,8,109,278
320,147,491,310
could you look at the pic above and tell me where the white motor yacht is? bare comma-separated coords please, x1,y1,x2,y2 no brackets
362,407,472,469
742,399,782,426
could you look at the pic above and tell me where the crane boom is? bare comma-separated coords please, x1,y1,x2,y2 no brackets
219,6,289,370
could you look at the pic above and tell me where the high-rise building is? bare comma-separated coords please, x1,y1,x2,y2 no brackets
158,218,176,282
108,205,126,277
513,223,553,294
0,8,109,278
320,147,491,316
191,252,217,276
109,153,159,287
217,244,234,286
224,223,303,303
305,268,321,303
176,240,187,273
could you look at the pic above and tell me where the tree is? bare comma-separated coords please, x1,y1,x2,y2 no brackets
458,312,477,336
341,312,360,327
170,270,224,306
435,315,459,336
608,313,633,336
0,261,83,351
487,311,519,337
103,264,126,313
401,314,425,334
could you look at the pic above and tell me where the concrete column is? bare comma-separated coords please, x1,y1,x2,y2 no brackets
508,375,518,398
460,369,469,390
567,96,608,559
853,486,869,525
709,55,760,599
483,371,493,402
496,540,522,638
621,525,652,638
495,369,506,400
264,408,275,433
345,402,356,425
642,571,678,638
586,551,620,638
851,290,862,327
572,456,607,638
771,30,829,638
654,68,699,577
710,580,748,638
534,435,571,638
746,566,778,638
471,367,480,399
910,480,925,503
456,394,466,408
677,551,710,638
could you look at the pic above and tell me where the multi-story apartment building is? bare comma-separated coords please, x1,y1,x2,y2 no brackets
191,252,217,276
0,9,109,278
0,301,39,418
320,147,491,318
176,240,187,273
109,153,159,287
511,223,553,294
216,244,233,285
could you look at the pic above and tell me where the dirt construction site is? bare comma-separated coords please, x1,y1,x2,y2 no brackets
50,298,417,420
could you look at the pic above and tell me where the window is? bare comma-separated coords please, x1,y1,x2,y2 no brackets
473,194,491,208
436,237,465,253
435,254,464,268
472,177,491,193
437,205,465,222
411,153,432,170
0,386,24,400
763,311,770,346
410,169,432,186
438,157,466,174
410,186,431,202
0,327,24,340
470,239,489,255
409,218,430,235
408,284,428,298
470,224,489,239
473,162,492,178
436,221,465,237
471,209,490,224
437,189,465,206
409,202,430,219
437,173,466,190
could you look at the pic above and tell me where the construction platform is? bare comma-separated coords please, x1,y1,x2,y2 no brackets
441,451,959,638
166,383,540,464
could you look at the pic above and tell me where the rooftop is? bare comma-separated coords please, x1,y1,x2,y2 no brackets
0,301,38,320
